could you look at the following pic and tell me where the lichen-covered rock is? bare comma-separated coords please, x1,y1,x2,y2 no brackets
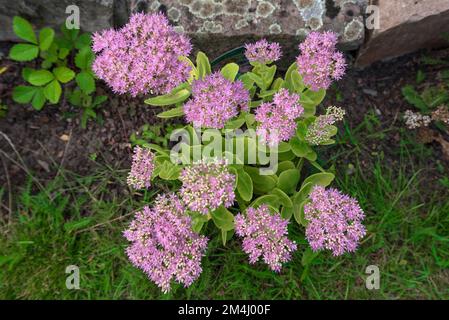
0,0,114,42
127,0,367,60
356,0,449,67
0,0,367,65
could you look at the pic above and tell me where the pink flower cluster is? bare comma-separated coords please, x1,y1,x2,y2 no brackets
180,159,235,215
127,146,155,189
296,31,346,91
92,13,192,96
184,73,249,129
304,186,366,256
305,106,345,145
244,39,282,64
235,205,297,272
123,194,208,293
255,88,304,146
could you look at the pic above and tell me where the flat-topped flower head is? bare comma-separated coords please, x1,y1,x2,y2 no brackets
235,205,297,272
404,109,432,129
180,159,236,215
123,193,208,293
304,186,366,256
255,88,304,146
127,146,155,189
92,12,192,96
244,39,282,64
184,72,249,129
296,31,346,91
305,106,345,145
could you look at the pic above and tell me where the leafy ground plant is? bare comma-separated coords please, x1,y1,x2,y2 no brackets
9,16,106,126
90,12,366,293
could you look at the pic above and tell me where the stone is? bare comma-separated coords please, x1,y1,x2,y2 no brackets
0,0,114,42
126,0,368,62
356,0,449,67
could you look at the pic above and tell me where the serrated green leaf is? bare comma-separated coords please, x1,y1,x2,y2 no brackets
28,70,54,86
43,79,62,104
58,47,70,59
75,33,92,49
53,67,75,83
12,86,37,104
39,27,55,51
76,71,95,94
75,46,94,70
31,88,46,110
9,44,39,61
13,16,37,44
21,68,34,82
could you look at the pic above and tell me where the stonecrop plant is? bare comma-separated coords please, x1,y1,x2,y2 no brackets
92,12,367,293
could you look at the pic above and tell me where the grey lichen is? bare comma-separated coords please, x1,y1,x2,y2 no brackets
269,23,282,34
223,0,251,16
294,0,325,31
344,18,364,41
256,1,276,19
167,7,181,21
296,28,310,37
174,25,185,33
306,16,323,30
150,0,161,11
200,20,223,33
234,18,249,30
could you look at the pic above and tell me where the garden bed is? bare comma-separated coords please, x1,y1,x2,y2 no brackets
1,38,448,300
1,45,448,192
